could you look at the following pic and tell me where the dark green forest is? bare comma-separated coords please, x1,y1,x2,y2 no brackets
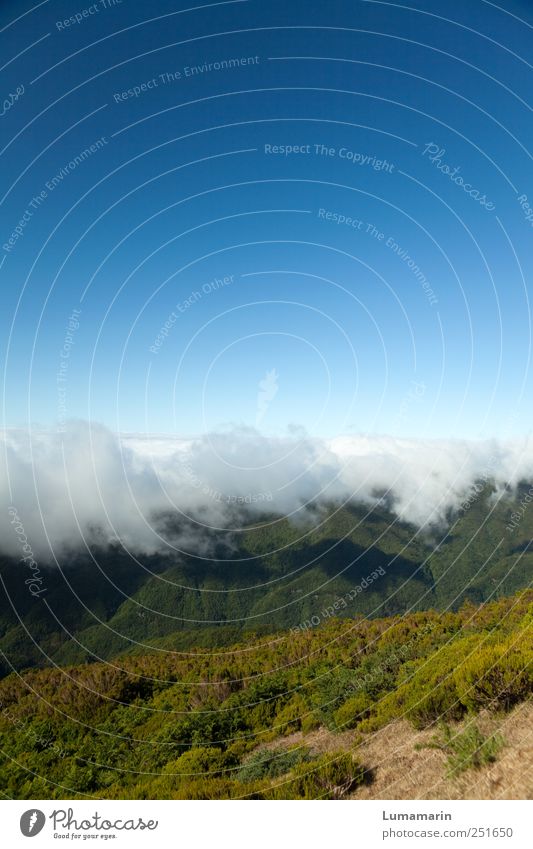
1,483,532,674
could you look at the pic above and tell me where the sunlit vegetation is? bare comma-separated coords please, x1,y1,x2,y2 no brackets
417,722,505,777
0,589,530,799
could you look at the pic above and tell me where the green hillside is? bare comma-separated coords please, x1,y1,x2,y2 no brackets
0,589,531,799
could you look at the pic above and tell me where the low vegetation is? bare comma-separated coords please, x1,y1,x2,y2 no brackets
0,589,530,799
417,722,505,776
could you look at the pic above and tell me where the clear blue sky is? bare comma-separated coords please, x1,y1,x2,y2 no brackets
2,0,533,439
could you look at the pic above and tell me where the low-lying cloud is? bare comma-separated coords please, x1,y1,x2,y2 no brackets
1,421,533,562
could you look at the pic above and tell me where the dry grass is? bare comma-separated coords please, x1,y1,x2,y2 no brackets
261,701,533,799
353,702,533,799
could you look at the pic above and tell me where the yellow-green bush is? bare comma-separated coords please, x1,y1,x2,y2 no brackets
333,693,373,730
362,634,483,730
275,694,308,734
263,752,364,800
454,632,533,712
162,746,229,776
301,711,321,733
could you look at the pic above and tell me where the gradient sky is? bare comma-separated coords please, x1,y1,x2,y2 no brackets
2,0,533,439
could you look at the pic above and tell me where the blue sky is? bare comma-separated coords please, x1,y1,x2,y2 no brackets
2,0,533,439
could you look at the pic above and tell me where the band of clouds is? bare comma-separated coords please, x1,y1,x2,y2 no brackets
1,421,532,562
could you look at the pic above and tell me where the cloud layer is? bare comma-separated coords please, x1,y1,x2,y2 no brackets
1,421,533,561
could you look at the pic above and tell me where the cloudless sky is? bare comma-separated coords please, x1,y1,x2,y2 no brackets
2,0,533,439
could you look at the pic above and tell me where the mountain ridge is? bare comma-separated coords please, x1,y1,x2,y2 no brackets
1,481,532,674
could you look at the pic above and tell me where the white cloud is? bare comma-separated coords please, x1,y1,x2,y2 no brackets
1,421,532,561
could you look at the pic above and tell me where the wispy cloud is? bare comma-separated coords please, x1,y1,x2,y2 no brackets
255,368,279,426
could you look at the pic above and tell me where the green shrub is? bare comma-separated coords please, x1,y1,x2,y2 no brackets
275,694,308,734
263,752,364,799
333,693,373,730
420,722,504,777
236,746,311,783
163,746,229,777
301,711,321,733
368,635,482,729
310,666,363,727
454,635,533,712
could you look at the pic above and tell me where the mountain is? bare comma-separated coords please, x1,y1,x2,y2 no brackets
1,481,532,675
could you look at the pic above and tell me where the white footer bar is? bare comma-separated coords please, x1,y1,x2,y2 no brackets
4,799,531,848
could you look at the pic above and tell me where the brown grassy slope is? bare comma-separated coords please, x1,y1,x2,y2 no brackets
261,701,533,799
